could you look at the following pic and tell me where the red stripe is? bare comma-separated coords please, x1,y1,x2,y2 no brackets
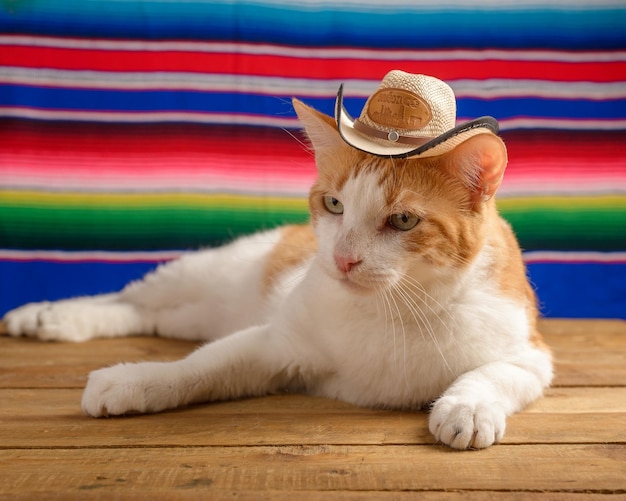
3,121,623,157
2,46,624,83
1,123,624,182
0,120,303,155
503,130,626,181
1,121,624,159
0,121,315,179
504,130,626,160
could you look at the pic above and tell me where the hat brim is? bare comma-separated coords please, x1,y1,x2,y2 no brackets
335,84,500,159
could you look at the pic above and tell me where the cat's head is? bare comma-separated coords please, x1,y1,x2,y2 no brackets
293,98,508,293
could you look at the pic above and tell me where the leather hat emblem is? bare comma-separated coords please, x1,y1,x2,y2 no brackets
366,88,432,130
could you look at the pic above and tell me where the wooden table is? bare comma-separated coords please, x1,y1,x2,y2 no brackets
1,319,624,499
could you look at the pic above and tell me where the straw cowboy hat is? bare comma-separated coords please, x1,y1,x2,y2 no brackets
335,70,499,158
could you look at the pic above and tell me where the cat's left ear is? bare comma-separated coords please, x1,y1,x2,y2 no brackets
292,98,345,156
445,133,508,209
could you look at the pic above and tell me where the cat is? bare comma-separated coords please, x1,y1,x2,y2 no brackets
2,82,553,450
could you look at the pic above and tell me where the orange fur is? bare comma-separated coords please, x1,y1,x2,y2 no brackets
262,224,317,295
3,96,553,450
309,145,486,269
299,98,548,353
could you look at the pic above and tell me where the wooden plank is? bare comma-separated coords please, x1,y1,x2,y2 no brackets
1,445,624,496
0,388,624,448
540,319,626,337
0,319,624,499
544,319,626,387
533,387,626,413
177,493,626,501
1,319,624,388
0,490,613,501
0,336,199,388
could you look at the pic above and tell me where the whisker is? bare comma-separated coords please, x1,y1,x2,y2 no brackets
281,127,315,156
397,276,463,357
376,289,397,363
385,285,410,389
392,277,456,375
399,274,460,331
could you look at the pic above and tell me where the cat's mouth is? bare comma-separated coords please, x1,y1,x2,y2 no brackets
335,270,391,295
337,275,371,293
320,256,392,293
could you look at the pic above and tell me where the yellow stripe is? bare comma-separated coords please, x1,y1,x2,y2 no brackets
497,195,626,212
0,190,309,211
2,190,623,212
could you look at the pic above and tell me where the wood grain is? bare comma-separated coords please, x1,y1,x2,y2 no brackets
2,445,625,495
0,388,625,448
0,319,625,498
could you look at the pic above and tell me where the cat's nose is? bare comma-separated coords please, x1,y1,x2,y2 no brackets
334,253,362,273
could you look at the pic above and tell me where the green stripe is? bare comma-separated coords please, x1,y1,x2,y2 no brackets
0,204,310,250
500,208,626,251
498,196,626,251
1,192,624,251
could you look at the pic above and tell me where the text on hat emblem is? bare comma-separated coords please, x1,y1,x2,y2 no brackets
366,88,432,130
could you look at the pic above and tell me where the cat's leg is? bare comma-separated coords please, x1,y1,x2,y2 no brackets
3,293,153,342
3,228,289,343
428,355,552,450
113,228,289,341
81,324,296,416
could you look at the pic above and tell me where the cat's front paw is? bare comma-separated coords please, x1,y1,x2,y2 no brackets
82,362,182,417
4,302,50,338
428,396,506,450
4,301,93,342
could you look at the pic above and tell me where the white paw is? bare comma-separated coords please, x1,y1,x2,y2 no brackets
4,301,98,342
3,302,51,338
82,362,182,417
428,396,506,450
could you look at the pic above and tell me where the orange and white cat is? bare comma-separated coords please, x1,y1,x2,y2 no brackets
3,72,552,449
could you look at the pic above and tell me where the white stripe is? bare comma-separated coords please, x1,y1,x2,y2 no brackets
0,107,300,127
451,79,626,100
524,251,626,264
2,107,625,131
1,178,313,197
498,185,626,198
494,117,626,131
5,180,622,198
2,68,625,100
0,68,345,96
0,249,184,263
1,248,625,264
2,35,626,62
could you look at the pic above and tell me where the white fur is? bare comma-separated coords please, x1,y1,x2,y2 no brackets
3,117,553,450
3,171,552,450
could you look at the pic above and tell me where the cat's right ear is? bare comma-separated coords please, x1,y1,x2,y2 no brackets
443,133,508,210
292,98,345,156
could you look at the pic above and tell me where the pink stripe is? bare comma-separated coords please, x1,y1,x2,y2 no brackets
1,124,624,192
524,251,626,264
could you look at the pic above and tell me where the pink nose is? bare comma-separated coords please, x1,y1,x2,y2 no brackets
334,253,362,273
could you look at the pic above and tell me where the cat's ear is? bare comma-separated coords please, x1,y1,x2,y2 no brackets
445,133,508,209
292,98,345,155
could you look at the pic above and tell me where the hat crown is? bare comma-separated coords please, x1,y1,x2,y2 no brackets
334,69,498,159
359,70,457,138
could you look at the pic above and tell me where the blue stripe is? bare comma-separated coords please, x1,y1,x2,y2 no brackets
457,97,626,122
528,262,626,319
1,259,624,319
2,86,626,122
0,260,160,317
0,2,624,49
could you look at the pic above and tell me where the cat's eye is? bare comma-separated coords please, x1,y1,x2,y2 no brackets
388,213,420,231
323,195,344,215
